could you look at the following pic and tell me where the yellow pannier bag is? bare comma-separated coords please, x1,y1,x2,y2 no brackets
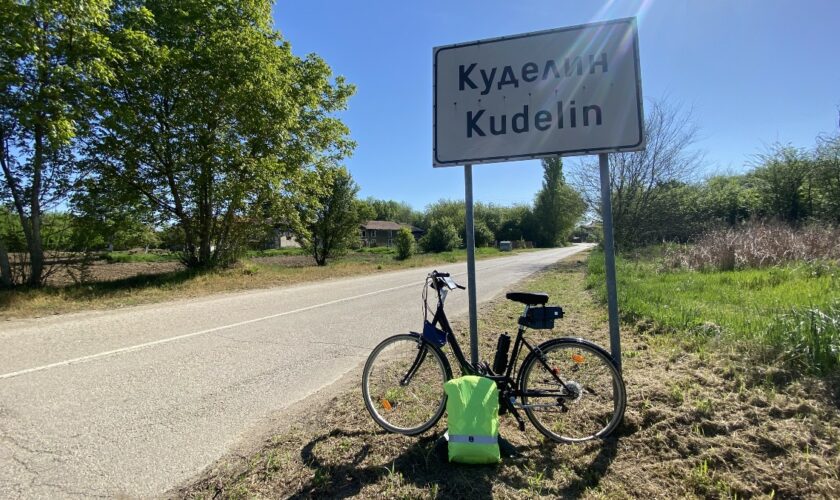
444,375,500,464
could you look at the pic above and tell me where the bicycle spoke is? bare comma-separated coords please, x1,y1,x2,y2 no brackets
363,335,449,435
521,341,625,442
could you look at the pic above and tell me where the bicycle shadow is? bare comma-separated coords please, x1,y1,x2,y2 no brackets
287,426,624,499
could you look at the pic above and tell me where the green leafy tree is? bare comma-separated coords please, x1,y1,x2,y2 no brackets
71,178,160,251
699,175,758,226
532,157,585,247
87,0,354,268
358,198,418,224
0,0,115,285
494,204,536,242
301,167,360,266
420,218,461,253
473,220,495,247
813,134,840,223
395,226,414,260
751,144,814,224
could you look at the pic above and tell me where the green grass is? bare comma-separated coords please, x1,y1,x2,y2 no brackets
245,248,308,258
355,246,396,254
587,248,840,373
103,251,180,263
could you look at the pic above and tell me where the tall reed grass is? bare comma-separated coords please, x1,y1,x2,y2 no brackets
664,223,840,271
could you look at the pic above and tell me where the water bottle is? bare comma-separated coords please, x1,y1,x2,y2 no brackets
492,333,511,375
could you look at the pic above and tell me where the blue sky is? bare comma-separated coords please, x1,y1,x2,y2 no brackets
273,1,840,210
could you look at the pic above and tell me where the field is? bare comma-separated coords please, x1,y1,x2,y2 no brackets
177,251,840,499
0,247,535,320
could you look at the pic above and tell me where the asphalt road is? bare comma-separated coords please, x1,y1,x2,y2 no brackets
0,245,591,498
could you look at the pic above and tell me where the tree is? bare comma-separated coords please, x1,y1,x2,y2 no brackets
813,134,840,223
0,0,115,285
473,220,495,247
532,157,585,247
302,167,360,266
572,100,703,248
420,218,461,253
494,204,536,242
87,0,353,268
750,144,814,224
358,198,418,224
395,226,414,260
71,177,159,251
699,175,758,226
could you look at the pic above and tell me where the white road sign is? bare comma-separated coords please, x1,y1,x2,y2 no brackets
433,18,644,166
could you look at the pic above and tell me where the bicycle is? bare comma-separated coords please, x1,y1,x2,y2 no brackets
362,270,626,443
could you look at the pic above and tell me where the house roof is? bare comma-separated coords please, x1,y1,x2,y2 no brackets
360,220,423,233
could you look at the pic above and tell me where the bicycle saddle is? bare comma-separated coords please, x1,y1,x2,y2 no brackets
505,292,549,305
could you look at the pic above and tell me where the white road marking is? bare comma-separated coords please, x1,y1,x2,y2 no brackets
0,249,570,381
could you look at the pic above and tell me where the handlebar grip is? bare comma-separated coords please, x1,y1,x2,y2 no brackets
456,284,466,290
430,270,450,277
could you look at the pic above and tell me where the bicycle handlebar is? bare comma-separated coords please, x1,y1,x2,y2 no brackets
428,270,465,290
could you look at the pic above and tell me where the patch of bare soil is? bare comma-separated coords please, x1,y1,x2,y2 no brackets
44,260,185,286
176,255,840,499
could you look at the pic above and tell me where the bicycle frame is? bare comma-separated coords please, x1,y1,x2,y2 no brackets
424,276,576,405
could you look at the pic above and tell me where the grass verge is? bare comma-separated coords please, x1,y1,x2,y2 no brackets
103,251,181,263
176,252,840,499
587,249,840,374
0,247,538,320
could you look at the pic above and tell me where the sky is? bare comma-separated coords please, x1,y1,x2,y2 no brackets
272,1,840,210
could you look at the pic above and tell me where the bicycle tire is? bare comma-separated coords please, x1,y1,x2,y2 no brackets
518,337,626,443
362,333,453,435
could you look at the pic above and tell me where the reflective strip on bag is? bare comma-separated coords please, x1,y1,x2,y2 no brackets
448,434,498,445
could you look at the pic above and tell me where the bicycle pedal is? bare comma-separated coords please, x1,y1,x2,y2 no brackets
518,421,526,432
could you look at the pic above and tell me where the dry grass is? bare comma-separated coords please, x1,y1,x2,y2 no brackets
176,253,840,499
665,223,840,271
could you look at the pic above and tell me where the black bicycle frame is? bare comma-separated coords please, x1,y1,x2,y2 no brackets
426,282,575,399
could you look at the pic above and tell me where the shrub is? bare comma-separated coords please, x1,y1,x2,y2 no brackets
395,227,415,260
420,218,461,253
473,220,495,247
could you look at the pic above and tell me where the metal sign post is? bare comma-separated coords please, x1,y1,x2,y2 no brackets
598,153,622,371
464,164,480,366
434,18,645,370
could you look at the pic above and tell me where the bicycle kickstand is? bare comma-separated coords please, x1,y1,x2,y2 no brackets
502,396,527,432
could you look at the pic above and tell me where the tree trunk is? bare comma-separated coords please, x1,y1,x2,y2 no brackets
28,124,45,286
0,238,12,288
198,162,213,266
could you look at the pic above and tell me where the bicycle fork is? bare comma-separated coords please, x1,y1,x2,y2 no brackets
400,342,428,386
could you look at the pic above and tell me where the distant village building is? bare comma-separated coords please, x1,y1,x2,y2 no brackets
360,221,424,247
272,228,302,248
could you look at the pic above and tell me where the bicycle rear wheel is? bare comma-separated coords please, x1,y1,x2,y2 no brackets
519,338,626,442
362,333,452,435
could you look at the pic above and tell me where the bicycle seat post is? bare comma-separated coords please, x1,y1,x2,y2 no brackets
519,305,529,333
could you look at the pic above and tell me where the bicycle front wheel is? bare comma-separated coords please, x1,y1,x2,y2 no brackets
519,338,626,442
362,333,452,435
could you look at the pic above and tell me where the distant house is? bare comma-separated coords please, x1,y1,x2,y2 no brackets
271,228,302,248
360,221,424,247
